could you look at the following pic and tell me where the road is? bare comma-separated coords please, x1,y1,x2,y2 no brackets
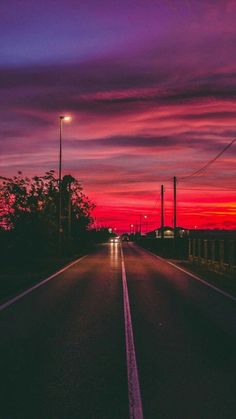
1,242,236,419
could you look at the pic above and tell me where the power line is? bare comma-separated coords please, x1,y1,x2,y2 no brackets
149,197,160,213
147,138,236,220
179,138,236,180
165,187,236,192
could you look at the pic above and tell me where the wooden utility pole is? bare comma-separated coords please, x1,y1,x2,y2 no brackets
173,176,177,236
161,185,164,238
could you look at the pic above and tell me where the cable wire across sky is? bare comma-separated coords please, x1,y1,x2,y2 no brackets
147,137,236,223
179,138,236,181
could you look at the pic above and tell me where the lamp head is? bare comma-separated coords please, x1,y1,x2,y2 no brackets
60,115,72,122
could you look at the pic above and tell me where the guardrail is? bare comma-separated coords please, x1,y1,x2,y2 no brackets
188,238,236,273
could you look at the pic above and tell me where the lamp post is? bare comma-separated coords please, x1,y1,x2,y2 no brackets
144,215,148,234
139,214,147,235
58,115,71,244
130,224,134,235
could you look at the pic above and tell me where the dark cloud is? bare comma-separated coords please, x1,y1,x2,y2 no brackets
174,111,236,121
1,44,236,119
66,134,236,154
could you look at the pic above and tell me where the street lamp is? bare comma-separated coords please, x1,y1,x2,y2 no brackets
139,214,148,235
59,115,71,242
144,215,148,234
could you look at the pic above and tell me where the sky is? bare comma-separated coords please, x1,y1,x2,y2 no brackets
0,0,236,232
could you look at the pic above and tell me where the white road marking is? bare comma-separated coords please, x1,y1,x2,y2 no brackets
120,246,144,419
142,247,236,303
0,255,88,312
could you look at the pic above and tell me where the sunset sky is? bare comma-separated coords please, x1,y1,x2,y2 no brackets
1,0,236,231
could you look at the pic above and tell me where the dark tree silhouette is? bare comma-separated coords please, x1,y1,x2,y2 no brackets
0,170,95,259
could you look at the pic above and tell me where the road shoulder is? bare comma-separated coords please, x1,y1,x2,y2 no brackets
136,242,236,300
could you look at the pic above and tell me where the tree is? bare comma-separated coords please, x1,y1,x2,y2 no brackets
61,174,95,241
0,170,95,258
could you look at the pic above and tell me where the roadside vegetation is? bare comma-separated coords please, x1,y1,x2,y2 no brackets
0,170,97,301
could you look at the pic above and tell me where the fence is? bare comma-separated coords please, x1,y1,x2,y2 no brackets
138,237,189,259
189,238,236,273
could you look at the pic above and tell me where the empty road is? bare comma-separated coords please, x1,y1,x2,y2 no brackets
1,242,236,419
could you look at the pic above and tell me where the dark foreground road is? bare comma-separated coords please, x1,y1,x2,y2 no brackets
1,242,236,419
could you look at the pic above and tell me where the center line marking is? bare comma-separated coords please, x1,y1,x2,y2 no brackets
120,245,144,419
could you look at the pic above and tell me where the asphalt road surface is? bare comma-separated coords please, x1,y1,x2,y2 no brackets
1,242,236,419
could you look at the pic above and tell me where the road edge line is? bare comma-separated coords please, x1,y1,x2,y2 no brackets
120,245,144,419
0,255,88,312
141,246,236,303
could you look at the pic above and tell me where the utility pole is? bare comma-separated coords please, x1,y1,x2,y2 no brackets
161,185,164,238
173,176,177,237
68,181,72,240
